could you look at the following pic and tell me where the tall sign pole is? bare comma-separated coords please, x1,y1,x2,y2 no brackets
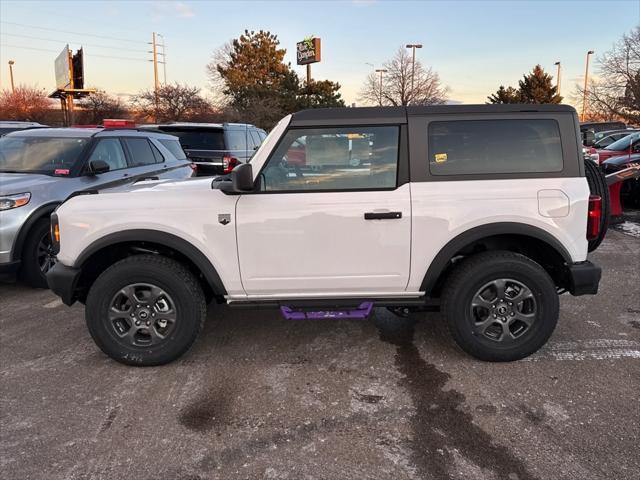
406,44,422,102
297,37,321,85
375,69,387,106
582,50,594,121
8,60,15,93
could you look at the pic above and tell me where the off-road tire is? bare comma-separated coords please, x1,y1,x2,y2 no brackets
86,254,206,366
584,158,610,252
442,251,559,362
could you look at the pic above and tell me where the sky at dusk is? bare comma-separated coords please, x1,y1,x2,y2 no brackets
0,0,638,107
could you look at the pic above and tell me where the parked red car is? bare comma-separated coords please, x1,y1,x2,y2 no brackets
597,132,640,162
597,132,640,217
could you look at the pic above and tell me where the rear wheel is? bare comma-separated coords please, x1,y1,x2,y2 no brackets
21,218,56,288
442,251,559,362
584,158,610,251
86,255,206,366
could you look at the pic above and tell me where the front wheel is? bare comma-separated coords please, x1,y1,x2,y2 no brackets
21,218,56,288
442,251,559,362
86,255,206,366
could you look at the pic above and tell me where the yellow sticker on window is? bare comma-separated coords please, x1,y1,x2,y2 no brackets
434,153,448,163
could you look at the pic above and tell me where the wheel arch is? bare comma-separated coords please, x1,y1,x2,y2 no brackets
74,229,227,303
13,202,60,261
421,222,573,297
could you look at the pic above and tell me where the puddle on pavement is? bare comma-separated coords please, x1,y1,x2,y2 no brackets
374,313,538,480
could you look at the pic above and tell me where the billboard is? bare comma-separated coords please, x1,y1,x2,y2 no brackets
54,45,71,90
72,48,84,90
296,37,321,65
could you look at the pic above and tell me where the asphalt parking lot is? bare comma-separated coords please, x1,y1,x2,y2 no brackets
1,229,639,480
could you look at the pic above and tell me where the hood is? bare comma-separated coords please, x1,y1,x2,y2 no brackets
602,153,640,171
597,149,632,163
0,172,61,195
98,176,214,194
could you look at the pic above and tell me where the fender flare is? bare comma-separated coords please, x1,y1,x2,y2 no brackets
75,229,227,295
420,222,573,294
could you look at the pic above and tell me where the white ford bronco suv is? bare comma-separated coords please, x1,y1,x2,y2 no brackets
47,105,606,366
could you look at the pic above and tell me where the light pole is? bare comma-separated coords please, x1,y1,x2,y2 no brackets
8,60,15,93
375,68,387,106
554,61,561,98
582,50,594,121
406,44,422,102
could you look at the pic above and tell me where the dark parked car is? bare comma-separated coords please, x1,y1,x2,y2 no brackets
140,123,267,176
594,129,639,149
0,121,48,136
580,121,627,146
0,127,193,287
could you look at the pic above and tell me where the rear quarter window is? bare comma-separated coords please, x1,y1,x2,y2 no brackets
428,119,564,176
159,139,187,160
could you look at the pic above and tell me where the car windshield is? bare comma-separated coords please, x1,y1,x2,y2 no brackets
156,127,225,150
0,136,89,174
605,132,639,151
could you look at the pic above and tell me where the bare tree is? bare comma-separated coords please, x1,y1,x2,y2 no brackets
206,41,234,108
78,90,127,124
130,83,213,123
574,27,640,123
0,86,52,122
359,48,448,106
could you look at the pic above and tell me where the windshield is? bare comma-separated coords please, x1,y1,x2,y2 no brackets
156,127,225,151
0,136,89,174
605,132,639,151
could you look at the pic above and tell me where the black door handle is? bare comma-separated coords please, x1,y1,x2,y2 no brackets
364,211,402,220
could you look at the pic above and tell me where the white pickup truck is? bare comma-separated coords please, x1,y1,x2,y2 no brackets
47,105,605,366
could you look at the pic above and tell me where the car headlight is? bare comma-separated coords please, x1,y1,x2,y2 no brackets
0,192,31,211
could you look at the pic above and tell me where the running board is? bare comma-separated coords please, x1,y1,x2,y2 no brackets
280,302,374,320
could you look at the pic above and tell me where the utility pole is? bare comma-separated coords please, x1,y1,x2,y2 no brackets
152,32,160,120
375,68,387,106
554,61,561,98
157,33,167,84
582,50,594,121
406,44,422,102
8,60,15,93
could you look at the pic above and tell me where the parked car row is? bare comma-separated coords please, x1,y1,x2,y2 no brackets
581,122,640,217
0,119,268,287
0,126,195,286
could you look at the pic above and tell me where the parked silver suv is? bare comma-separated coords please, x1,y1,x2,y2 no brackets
0,127,193,287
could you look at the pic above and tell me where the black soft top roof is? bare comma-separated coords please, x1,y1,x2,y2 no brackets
290,104,577,126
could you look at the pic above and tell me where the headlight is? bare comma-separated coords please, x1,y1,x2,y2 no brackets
0,192,31,211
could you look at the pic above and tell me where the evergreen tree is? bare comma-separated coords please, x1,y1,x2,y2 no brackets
487,85,523,104
518,65,562,104
212,30,344,128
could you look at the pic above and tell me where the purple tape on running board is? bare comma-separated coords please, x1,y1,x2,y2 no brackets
280,302,373,320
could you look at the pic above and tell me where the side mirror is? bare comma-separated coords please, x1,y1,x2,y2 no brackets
232,163,254,191
88,159,110,175
583,130,596,147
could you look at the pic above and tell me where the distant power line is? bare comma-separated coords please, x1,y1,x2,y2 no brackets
0,43,150,62
1,32,150,54
0,21,148,45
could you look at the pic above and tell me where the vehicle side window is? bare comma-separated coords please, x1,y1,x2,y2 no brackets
87,138,127,171
250,130,262,149
428,119,563,175
123,138,158,166
226,130,248,152
159,139,187,160
150,142,165,163
259,126,399,192
257,129,267,141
